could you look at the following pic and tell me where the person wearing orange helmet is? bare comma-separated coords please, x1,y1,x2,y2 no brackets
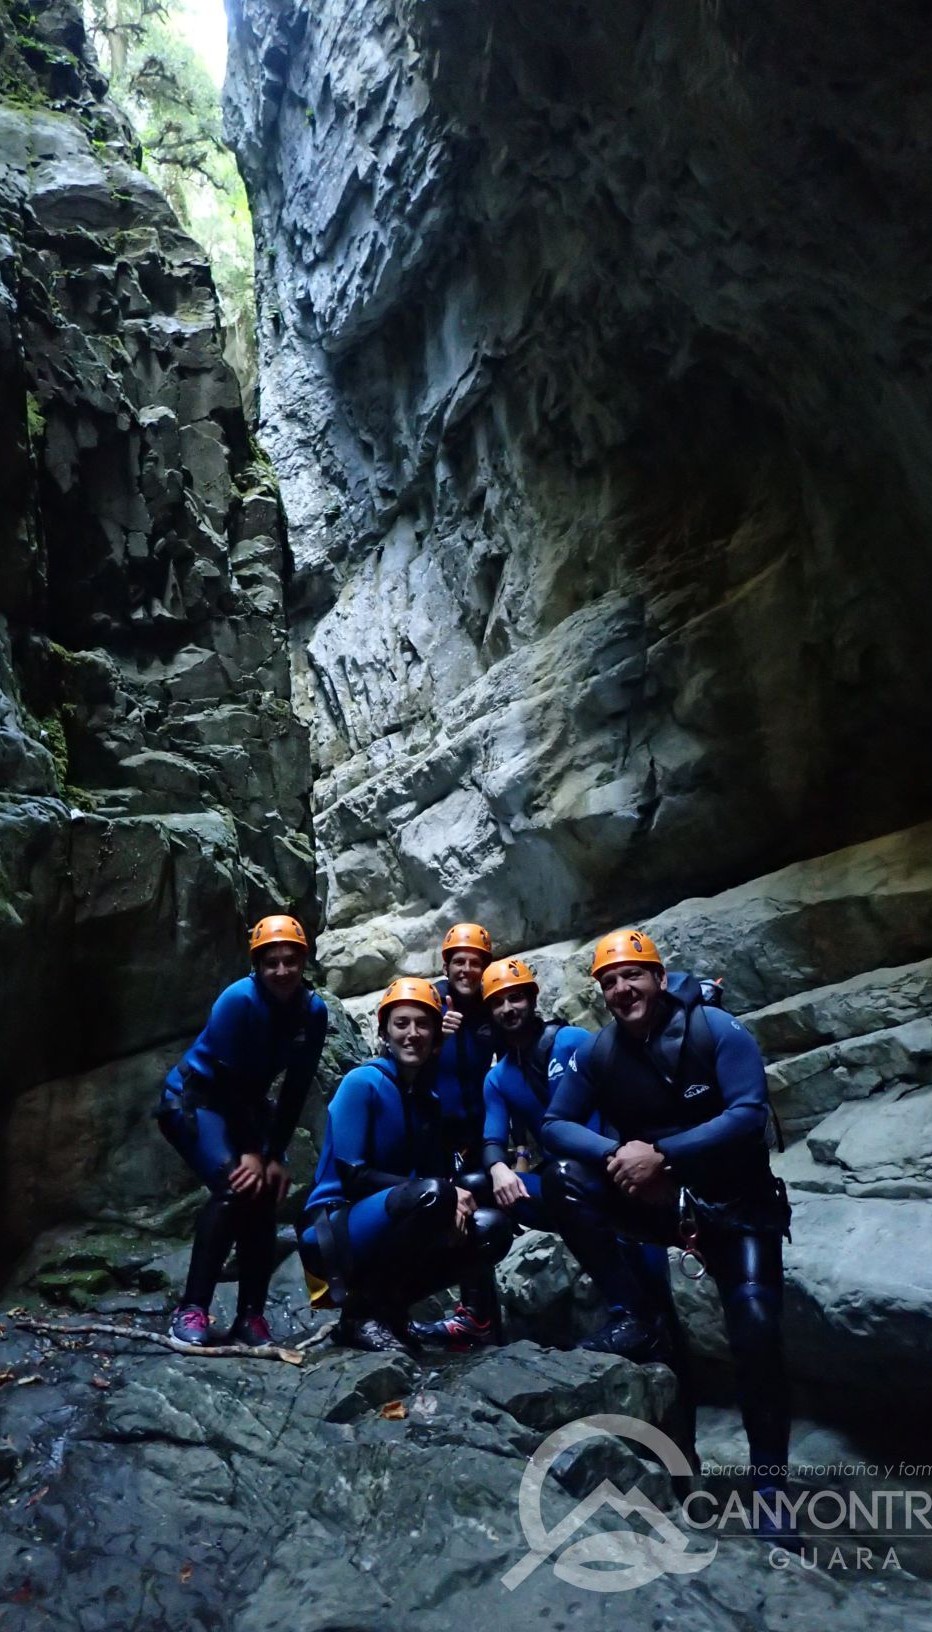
157,913,327,1351
403,921,501,1349
433,921,496,1166
542,928,792,1535
299,977,512,1353
477,956,591,1225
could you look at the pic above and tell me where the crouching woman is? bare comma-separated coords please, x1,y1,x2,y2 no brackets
300,977,513,1353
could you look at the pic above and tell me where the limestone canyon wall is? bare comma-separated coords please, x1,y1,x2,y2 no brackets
0,0,326,1265
226,0,932,995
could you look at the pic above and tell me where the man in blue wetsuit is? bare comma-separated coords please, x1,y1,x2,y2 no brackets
433,922,496,1169
479,956,591,1226
542,927,792,1520
300,978,512,1354
158,914,328,1350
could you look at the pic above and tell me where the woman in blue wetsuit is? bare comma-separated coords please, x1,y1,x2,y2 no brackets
157,914,328,1350
300,977,512,1354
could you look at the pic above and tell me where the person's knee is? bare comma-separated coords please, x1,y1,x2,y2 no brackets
212,1163,277,1210
385,1176,457,1225
541,1157,602,1210
201,1189,237,1221
471,1206,514,1265
459,1171,492,1205
723,1281,783,1360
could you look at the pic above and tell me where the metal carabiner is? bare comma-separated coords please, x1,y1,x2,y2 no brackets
678,1237,707,1281
677,1188,707,1281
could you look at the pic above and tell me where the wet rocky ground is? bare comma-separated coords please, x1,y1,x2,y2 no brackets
1,1245,931,1632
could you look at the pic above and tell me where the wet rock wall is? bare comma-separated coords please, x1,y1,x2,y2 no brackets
0,0,325,1266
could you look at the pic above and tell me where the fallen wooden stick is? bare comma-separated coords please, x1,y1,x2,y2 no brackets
295,1319,338,1349
15,1316,307,1366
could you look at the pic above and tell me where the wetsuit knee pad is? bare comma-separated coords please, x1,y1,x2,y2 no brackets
541,1158,603,1210
471,1206,514,1266
723,1280,783,1358
459,1171,492,1205
202,1190,238,1223
385,1177,456,1224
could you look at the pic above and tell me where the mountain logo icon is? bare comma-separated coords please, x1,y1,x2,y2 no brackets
502,1413,717,1593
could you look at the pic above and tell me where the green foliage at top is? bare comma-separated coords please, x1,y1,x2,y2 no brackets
85,0,256,393
25,391,46,443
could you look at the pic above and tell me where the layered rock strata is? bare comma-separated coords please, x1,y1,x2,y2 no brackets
0,1,340,1268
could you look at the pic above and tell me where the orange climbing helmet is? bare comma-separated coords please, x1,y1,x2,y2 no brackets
249,914,309,955
441,922,493,963
590,928,663,978
377,977,444,1024
481,957,539,1002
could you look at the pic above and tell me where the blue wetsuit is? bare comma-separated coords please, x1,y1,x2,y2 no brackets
302,1054,448,1267
541,976,790,1483
432,976,495,1164
543,981,775,1207
483,1022,590,1226
159,974,328,1187
157,971,327,1324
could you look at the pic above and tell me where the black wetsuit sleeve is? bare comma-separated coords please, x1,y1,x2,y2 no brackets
266,999,329,1161
541,1038,619,1163
654,1011,768,1171
335,1161,410,1201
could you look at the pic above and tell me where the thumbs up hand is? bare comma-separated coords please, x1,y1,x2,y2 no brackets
442,995,462,1036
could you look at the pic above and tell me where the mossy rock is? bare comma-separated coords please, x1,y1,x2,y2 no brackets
18,1225,180,1308
32,1266,115,1307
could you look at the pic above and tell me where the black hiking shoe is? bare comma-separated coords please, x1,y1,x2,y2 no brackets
331,1314,411,1354
226,1312,273,1347
579,1314,671,1364
408,1303,496,1352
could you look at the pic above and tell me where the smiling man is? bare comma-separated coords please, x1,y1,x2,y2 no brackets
407,923,500,1348
479,957,591,1223
541,927,793,1533
433,922,496,1168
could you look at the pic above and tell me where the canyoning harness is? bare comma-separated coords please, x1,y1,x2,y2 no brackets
677,1189,708,1281
509,1016,572,1160
524,1017,572,1106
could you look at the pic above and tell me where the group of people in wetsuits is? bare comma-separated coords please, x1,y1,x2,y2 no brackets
157,914,793,1532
